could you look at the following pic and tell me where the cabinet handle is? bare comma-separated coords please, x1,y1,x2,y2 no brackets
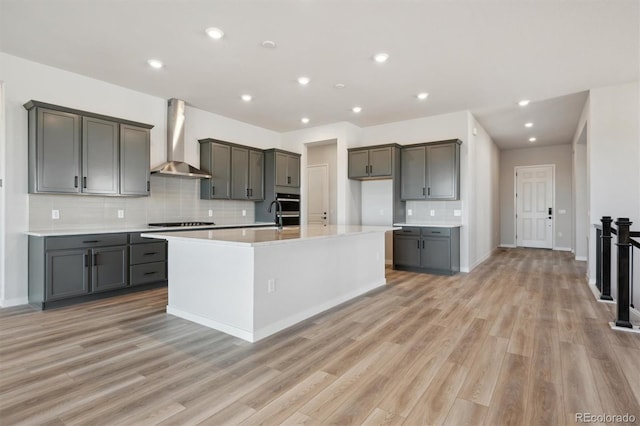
74,176,79,188
147,181,150,192
93,253,98,266
246,188,250,198
422,187,426,196
143,252,158,256
369,165,373,174
82,240,100,243
422,240,425,249
432,231,441,234
287,176,291,184
428,187,431,196
83,177,87,189
84,254,89,267
417,240,420,249
143,271,157,276
211,186,215,196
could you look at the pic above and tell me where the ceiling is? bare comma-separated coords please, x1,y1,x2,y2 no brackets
1,0,638,149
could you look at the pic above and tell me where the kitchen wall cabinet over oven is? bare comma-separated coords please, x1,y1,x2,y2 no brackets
400,140,461,201
348,144,399,180
24,100,152,197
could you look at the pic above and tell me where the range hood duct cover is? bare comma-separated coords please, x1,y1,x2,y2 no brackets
151,98,212,179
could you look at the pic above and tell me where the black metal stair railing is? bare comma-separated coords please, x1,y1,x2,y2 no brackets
596,216,639,329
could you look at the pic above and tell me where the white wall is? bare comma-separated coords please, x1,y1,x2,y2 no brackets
499,144,574,249
0,52,281,306
587,81,640,304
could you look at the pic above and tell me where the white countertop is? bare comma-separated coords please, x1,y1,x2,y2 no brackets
26,222,276,237
393,222,462,228
142,224,396,247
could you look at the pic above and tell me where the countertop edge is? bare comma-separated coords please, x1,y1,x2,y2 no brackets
393,223,462,228
25,222,276,237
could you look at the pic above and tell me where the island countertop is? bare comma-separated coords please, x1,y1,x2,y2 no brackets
142,224,396,247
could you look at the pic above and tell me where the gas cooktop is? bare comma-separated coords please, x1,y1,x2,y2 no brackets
148,221,216,227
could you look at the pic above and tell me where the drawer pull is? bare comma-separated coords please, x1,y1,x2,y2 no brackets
403,230,412,233
143,271,157,276
143,252,158,256
82,240,100,243
432,231,441,234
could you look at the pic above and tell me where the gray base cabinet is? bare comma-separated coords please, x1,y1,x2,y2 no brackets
29,232,166,309
393,227,460,275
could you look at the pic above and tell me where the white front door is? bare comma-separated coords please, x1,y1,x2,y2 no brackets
306,164,329,225
516,165,553,249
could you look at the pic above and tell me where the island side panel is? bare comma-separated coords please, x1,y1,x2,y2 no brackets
165,239,255,340
252,231,387,341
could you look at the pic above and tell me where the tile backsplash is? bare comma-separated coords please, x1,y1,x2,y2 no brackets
29,175,256,230
405,200,463,224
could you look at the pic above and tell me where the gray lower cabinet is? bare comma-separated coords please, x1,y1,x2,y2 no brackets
401,140,461,201
393,227,460,275
29,232,166,309
25,100,153,197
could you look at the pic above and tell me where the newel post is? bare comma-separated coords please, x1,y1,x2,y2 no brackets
600,216,614,301
615,218,633,328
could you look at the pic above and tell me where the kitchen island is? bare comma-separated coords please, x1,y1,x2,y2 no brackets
143,225,393,342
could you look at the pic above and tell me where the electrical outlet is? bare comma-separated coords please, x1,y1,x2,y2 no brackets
242,209,246,217
51,209,59,219
408,209,413,216
117,209,125,219
430,209,436,217
267,279,276,293
453,209,462,217
208,209,213,217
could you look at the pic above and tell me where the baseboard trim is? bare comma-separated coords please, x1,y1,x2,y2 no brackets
554,247,572,252
0,297,29,308
499,244,516,248
575,256,587,262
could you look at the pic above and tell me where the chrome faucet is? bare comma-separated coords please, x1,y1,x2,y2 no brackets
268,200,283,231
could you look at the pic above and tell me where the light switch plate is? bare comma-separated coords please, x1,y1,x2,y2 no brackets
454,209,462,217
242,209,246,217
117,210,125,219
51,209,59,219
407,209,413,216
430,210,435,217
208,209,213,217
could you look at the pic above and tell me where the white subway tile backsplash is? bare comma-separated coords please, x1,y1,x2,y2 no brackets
405,200,463,224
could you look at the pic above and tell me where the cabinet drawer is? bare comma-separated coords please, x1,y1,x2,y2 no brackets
422,228,451,237
394,227,421,236
129,232,161,244
130,262,166,286
130,242,167,264
46,233,128,250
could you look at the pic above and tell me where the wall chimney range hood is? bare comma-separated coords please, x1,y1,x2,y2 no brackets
151,98,212,179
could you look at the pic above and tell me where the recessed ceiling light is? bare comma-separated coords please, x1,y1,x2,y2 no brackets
297,76,310,85
334,83,346,89
525,122,533,128
241,94,252,102
518,99,530,107
147,59,163,69
261,40,277,48
301,117,310,124
205,27,224,40
529,137,537,142
352,106,362,113
373,52,389,63
417,92,429,100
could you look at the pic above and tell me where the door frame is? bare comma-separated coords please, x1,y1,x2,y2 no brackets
306,163,329,226
513,164,556,249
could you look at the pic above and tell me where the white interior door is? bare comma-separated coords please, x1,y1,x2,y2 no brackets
516,165,553,249
307,164,329,225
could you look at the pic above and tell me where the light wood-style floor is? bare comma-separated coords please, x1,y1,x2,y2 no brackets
2,248,640,425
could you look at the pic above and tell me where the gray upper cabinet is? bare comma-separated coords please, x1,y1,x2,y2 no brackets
24,100,153,197
199,141,231,199
400,140,461,201
83,117,119,195
120,124,151,196
248,149,264,200
230,146,264,200
275,152,300,187
32,108,82,193
348,145,396,180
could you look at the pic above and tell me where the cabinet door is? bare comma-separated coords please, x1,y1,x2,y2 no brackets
348,150,370,179
421,237,451,270
426,143,458,200
46,249,89,300
91,246,128,292
393,236,421,267
36,108,82,193
275,152,289,186
248,150,264,200
401,146,426,200
82,117,119,195
206,143,231,199
368,147,393,177
287,155,300,187
231,147,249,199
120,124,150,196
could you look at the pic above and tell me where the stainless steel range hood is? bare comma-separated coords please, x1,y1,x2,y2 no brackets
151,98,212,179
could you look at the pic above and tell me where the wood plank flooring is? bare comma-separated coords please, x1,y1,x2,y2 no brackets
2,248,640,425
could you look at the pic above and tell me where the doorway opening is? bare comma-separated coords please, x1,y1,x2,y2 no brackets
305,140,337,226
515,164,555,249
